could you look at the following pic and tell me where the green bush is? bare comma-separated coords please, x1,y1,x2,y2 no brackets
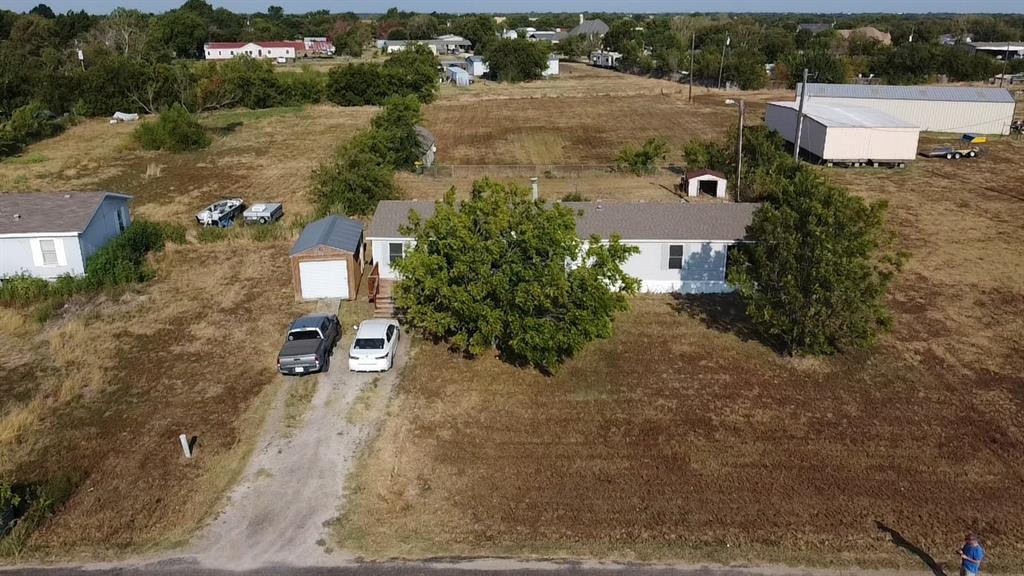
0,101,67,159
325,46,439,106
196,226,229,243
312,146,398,216
616,137,669,176
278,69,327,105
483,38,551,83
0,482,20,538
0,275,52,306
133,104,210,152
0,475,79,558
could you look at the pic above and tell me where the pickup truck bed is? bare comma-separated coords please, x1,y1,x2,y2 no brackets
277,313,340,375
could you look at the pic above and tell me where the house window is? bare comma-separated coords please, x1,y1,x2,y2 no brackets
668,245,684,269
388,242,404,264
116,206,127,232
39,239,59,266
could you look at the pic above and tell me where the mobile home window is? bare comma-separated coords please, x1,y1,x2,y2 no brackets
116,206,127,232
39,239,59,266
667,245,684,269
388,242,404,264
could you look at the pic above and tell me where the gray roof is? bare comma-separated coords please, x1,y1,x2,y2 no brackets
290,214,363,256
367,200,757,242
529,31,568,41
569,19,609,37
798,82,1015,104
415,125,436,148
769,101,919,128
0,191,131,236
970,41,1024,50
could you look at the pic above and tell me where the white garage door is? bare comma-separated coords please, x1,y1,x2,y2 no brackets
299,260,348,299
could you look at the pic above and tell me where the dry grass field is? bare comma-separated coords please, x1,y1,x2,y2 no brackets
0,103,373,559
335,70,1024,570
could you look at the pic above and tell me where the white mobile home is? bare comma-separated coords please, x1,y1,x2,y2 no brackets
0,192,132,280
366,200,757,294
796,83,1017,135
203,41,304,61
766,101,921,165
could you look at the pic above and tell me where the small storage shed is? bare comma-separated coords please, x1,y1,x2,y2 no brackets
290,215,363,300
466,55,489,77
543,55,560,76
446,65,471,86
684,170,728,198
766,101,920,165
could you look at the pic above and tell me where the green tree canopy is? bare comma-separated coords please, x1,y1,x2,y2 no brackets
393,179,640,371
482,38,550,83
727,171,904,355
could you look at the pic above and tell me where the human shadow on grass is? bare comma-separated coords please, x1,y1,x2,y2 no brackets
876,521,948,576
669,292,781,351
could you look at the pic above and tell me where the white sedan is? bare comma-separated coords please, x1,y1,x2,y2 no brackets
348,319,401,372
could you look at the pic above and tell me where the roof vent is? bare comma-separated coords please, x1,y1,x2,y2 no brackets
63,194,71,198
596,203,603,211
13,213,20,220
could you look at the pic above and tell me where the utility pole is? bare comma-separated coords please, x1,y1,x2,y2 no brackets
688,31,695,103
737,99,745,202
717,36,730,90
793,68,809,162
1000,44,1010,87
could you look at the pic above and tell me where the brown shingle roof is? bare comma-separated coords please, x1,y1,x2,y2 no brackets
367,200,757,242
0,192,131,236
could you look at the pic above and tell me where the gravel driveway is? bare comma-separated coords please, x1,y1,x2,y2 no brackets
188,318,411,569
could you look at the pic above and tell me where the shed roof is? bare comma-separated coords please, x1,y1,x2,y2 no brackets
290,215,363,256
0,192,131,236
367,200,757,242
569,19,610,36
686,169,727,180
769,100,919,128
970,42,1024,50
797,82,1015,104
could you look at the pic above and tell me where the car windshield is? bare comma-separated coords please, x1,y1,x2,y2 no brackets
354,338,385,350
288,329,321,341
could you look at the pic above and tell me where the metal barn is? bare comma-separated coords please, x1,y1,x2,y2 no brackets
766,101,921,166
796,83,1017,135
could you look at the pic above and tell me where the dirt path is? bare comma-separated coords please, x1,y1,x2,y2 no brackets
186,327,411,569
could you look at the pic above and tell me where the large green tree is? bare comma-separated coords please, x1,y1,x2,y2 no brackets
483,38,550,83
727,171,903,355
393,179,639,371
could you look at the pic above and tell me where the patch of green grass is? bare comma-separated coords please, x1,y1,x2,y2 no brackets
202,106,306,129
283,379,317,432
1,153,47,165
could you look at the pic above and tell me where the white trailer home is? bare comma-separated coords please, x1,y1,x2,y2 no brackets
365,200,757,295
796,83,1017,135
766,101,921,166
203,41,304,61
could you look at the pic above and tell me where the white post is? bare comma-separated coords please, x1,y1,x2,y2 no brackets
530,177,539,201
179,434,192,458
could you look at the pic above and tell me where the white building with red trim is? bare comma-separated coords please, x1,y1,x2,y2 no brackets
204,41,305,61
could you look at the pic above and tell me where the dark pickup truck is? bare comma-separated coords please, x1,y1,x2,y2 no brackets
277,313,340,375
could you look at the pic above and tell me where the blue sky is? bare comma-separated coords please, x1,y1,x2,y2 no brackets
5,0,1023,14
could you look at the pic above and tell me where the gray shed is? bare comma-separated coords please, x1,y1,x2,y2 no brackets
289,215,364,300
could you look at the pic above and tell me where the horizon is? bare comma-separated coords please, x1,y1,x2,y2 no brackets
4,0,1024,15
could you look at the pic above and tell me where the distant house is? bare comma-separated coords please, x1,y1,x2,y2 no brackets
569,18,610,39
290,215,363,300
446,65,471,86
837,27,892,46
797,22,833,35
380,36,472,55
528,30,568,43
968,41,1024,60
0,192,131,280
591,50,622,68
203,41,305,61
302,37,336,57
501,29,518,40
366,200,758,294
939,34,972,46
466,55,489,77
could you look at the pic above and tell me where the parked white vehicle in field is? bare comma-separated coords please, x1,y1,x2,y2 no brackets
196,198,244,227
348,319,400,372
